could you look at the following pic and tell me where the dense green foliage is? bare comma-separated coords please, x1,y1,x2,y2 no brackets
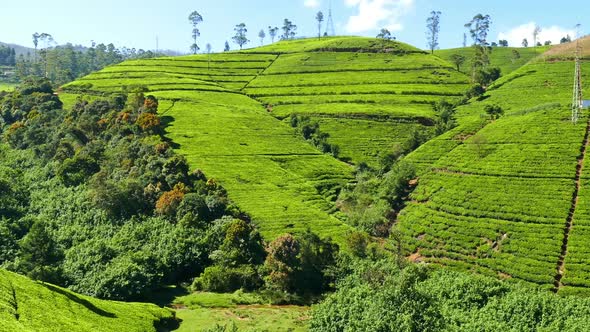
0,77,245,300
10,42,164,86
338,161,417,237
311,259,590,331
0,45,16,66
7,36,590,332
0,269,175,332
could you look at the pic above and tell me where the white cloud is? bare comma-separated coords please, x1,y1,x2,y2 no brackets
344,0,414,34
304,0,321,8
497,22,576,47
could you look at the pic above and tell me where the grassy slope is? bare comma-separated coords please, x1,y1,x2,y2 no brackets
172,292,308,332
62,36,470,241
0,270,174,332
400,55,590,293
435,45,550,77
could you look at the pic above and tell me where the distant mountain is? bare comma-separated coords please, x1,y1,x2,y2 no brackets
0,41,34,57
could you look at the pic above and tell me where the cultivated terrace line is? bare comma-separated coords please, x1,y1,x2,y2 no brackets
553,115,590,292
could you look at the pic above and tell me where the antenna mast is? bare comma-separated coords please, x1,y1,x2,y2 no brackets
572,24,583,124
325,0,336,36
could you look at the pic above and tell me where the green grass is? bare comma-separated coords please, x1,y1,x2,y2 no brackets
175,306,309,332
0,270,175,332
172,291,309,331
175,291,264,308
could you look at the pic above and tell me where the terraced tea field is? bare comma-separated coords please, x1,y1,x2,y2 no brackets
244,41,470,167
399,58,590,294
63,37,470,241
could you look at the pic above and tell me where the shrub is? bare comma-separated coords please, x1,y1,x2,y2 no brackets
57,155,100,187
484,104,504,119
191,265,262,292
155,183,187,217
466,84,485,99
346,231,369,258
210,219,266,267
143,95,159,113
263,234,301,293
136,113,161,132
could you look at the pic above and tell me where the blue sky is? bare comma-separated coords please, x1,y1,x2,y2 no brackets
0,0,587,53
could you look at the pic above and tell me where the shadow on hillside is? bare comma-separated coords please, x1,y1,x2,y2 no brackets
160,115,180,149
147,285,190,308
41,283,117,318
155,316,182,332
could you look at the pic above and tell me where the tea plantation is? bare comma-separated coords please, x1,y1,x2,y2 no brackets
61,35,590,296
62,36,469,240
400,55,590,294
0,270,174,332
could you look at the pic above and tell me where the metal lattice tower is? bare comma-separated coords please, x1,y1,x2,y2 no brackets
325,0,335,36
572,40,583,124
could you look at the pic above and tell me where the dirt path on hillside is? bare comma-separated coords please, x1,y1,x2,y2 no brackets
553,115,590,292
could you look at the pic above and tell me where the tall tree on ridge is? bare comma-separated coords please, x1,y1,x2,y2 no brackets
32,32,40,61
316,11,324,40
464,14,491,46
268,26,279,43
38,33,53,78
188,11,203,54
426,11,441,54
232,23,249,50
281,19,297,40
258,29,266,45
377,28,392,40
465,14,492,83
